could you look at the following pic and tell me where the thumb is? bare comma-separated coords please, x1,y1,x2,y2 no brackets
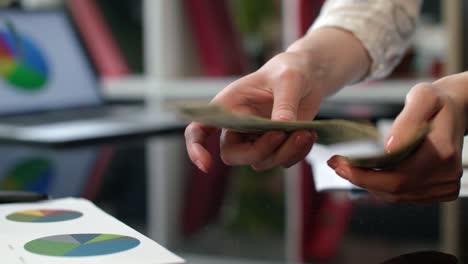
271,75,302,121
385,83,442,153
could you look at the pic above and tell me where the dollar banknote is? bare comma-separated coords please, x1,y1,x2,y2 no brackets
178,104,380,145
345,123,432,169
177,104,431,169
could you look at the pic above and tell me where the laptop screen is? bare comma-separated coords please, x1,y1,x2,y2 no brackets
0,9,102,115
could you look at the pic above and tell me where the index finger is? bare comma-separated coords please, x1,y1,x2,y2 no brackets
386,83,442,153
184,122,218,173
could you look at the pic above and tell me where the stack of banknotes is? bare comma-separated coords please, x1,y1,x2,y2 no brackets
178,104,431,169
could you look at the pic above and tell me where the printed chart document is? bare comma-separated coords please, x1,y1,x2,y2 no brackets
0,198,184,264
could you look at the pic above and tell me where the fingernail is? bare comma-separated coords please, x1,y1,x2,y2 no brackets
195,160,207,173
385,135,395,154
310,130,318,141
295,131,313,144
270,132,286,142
251,165,265,172
335,168,349,179
327,158,338,169
275,114,293,121
295,134,302,144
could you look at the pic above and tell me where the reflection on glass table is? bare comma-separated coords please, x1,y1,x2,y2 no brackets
382,251,458,264
0,145,109,199
173,173,442,263
140,134,465,264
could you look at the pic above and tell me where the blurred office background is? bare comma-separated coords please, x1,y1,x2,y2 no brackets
1,0,468,263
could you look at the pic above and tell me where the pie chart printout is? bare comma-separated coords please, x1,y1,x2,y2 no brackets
0,26,49,91
6,209,82,223
24,234,141,257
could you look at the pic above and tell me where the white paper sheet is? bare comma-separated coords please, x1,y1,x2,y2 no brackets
460,169,468,197
306,141,381,191
0,198,184,264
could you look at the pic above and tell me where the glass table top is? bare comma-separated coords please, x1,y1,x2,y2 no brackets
0,140,465,264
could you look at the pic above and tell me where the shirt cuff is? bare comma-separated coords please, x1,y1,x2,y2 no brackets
310,10,415,81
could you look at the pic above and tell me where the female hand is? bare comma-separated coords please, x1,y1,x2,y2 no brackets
328,75,468,202
185,28,371,173
185,51,322,173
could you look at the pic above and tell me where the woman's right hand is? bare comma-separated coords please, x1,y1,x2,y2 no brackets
185,51,323,172
184,28,371,172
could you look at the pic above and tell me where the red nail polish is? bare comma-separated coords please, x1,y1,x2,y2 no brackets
385,136,394,154
271,132,285,142
295,134,303,144
310,130,318,141
296,131,313,144
195,160,206,172
327,159,338,169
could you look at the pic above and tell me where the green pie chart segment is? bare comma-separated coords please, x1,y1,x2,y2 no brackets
0,27,49,91
25,234,140,257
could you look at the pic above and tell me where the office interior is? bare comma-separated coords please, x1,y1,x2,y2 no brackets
1,0,468,263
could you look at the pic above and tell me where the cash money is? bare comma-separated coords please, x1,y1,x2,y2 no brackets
345,123,432,169
178,104,380,145
178,104,431,169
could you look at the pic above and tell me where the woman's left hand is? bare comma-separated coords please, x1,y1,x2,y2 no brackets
327,75,467,202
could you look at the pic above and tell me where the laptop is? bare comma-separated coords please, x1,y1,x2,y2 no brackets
0,8,185,147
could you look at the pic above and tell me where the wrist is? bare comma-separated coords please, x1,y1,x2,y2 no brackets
286,27,371,95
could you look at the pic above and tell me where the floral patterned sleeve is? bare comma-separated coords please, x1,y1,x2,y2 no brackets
310,0,422,80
